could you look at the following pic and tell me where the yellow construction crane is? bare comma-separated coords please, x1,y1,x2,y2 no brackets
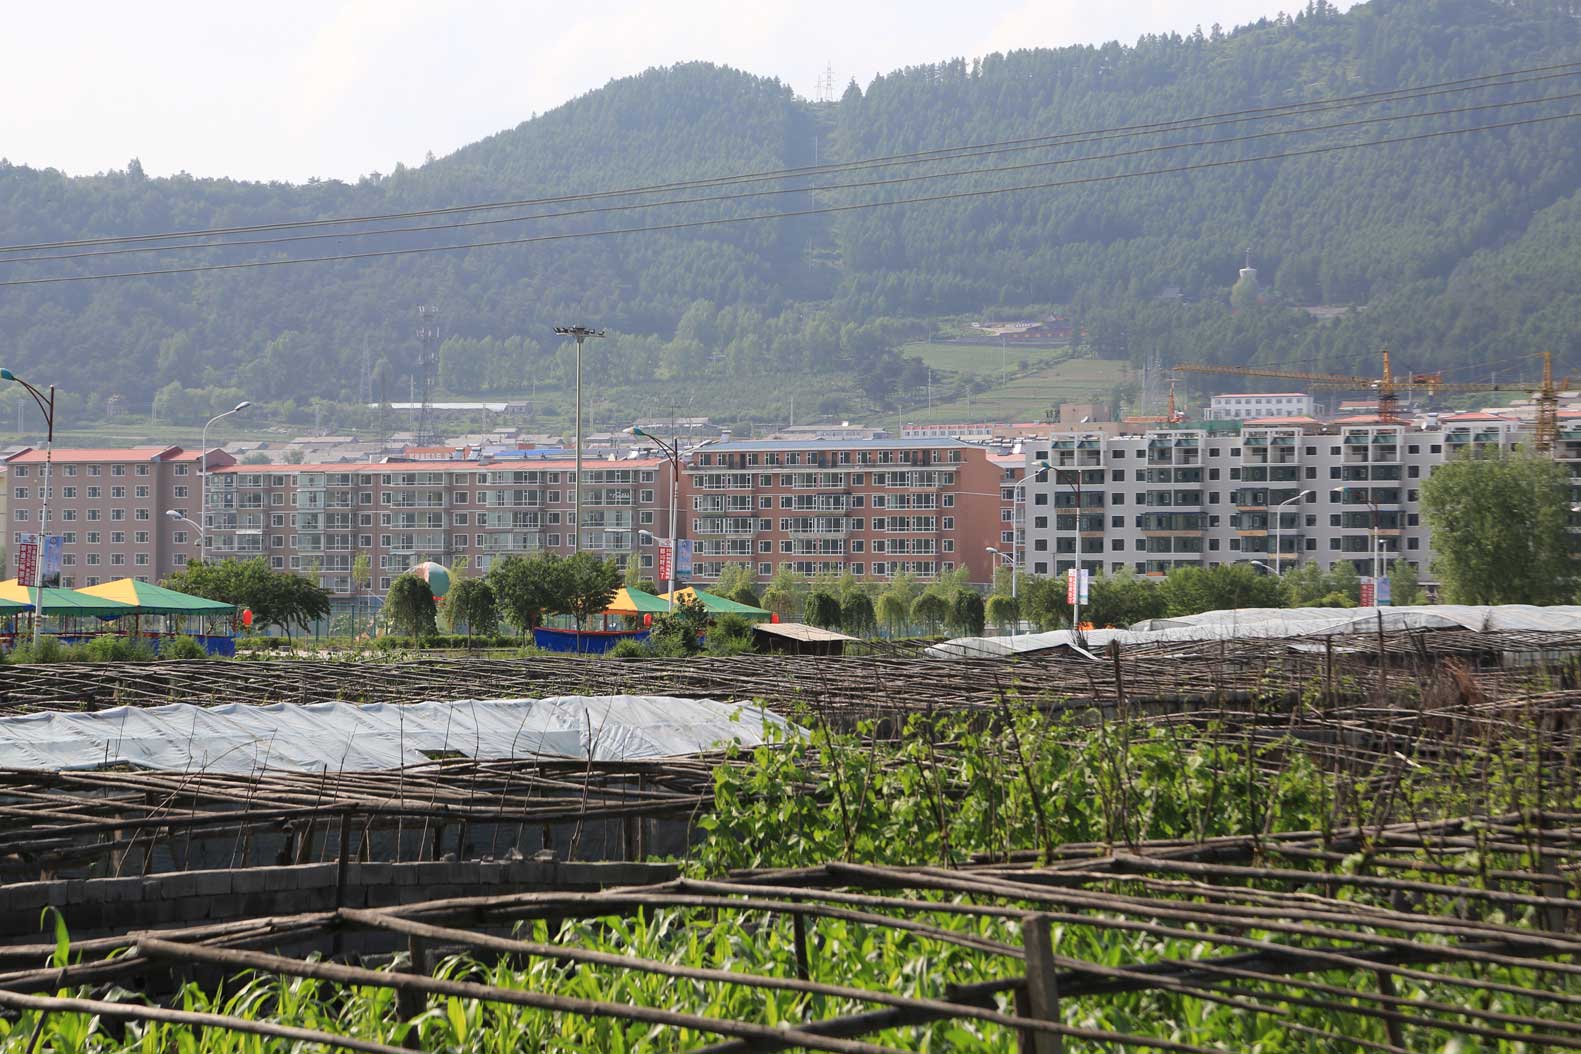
1173,350,1568,451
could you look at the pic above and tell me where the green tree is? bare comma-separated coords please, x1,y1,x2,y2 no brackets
949,591,986,637
558,552,622,628
1386,559,1423,606
163,557,329,638
1086,571,1166,628
1279,562,1329,607
985,593,1019,633
385,574,437,639
1018,576,1068,631
1325,560,1362,605
623,552,644,589
487,552,565,634
875,589,911,636
804,590,842,629
761,567,806,620
1422,451,1578,605
448,577,499,643
841,591,876,637
910,592,950,635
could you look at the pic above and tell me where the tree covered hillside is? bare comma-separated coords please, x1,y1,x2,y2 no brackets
2,0,1581,423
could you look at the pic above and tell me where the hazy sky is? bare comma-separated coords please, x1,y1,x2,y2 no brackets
2,1,1355,184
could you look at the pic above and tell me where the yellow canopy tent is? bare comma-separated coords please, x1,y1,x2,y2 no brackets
604,586,670,616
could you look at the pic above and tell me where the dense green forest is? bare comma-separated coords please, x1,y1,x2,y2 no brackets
3,0,1581,429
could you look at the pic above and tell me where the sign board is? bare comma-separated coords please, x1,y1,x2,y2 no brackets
657,543,673,582
40,535,62,589
675,538,693,576
1066,569,1078,605
1078,568,1090,605
1376,575,1391,607
14,533,37,588
1360,579,1375,607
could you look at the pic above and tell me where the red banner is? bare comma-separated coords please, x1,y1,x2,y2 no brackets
657,543,673,583
14,538,36,588
1066,569,1078,605
1360,579,1375,606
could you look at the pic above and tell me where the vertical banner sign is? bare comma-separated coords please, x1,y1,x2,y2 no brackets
657,544,673,583
14,533,37,587
1360,578,1376,607
1066,569,1078,605
40,535,62,589
1376,575,1391,607
676,538,694,576
1078,568,1090,605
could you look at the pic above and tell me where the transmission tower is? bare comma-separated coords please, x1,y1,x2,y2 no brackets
816,62,834,104
414,305,440,447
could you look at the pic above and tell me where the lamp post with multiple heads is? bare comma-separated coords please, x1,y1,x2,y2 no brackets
555,327,604,553
1272,489,1315,575
200,402,250,555
628,427,683,610
0,369,54,648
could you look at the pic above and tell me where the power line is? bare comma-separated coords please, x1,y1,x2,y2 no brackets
0,60,1577,257
7,79,1578,268
0,108,1575,289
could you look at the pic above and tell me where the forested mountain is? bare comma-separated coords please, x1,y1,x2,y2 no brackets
3,0,1581,426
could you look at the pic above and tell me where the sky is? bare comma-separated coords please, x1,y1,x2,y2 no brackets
0,0,1356,185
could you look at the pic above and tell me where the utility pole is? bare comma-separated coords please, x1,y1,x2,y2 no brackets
414,306,439,448
555,326,604,553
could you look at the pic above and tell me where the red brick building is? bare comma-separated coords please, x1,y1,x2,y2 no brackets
678,439,1004,586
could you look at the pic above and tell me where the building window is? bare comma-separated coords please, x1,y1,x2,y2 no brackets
174,486,188,498
135,553,149,566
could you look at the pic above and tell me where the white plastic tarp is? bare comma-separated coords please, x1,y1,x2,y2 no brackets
0,695,792,774
926,604,1581,660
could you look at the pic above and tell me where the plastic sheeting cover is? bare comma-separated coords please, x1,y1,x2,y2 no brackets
0,695,793,774
926,604,1581,660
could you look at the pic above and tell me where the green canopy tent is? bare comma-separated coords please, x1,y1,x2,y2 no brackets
659,587,771,618
75,578,236,616
0,579,136,618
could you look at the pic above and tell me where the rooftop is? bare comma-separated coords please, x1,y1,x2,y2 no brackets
1213,393,1308,399
699,438,975,453
3,445,216,465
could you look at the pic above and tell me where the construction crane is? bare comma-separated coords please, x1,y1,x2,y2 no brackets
1174,350,1568,451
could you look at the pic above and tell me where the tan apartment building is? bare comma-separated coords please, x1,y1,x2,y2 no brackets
3,445,234,588
204,456,677,605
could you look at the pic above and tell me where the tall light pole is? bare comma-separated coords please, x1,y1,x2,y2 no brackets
200,401,250,555
1,368,55,648
555,326,604,553
1272,489,1314,575
1331,486,1382,593
1009,460,1052,600
629,426,682,610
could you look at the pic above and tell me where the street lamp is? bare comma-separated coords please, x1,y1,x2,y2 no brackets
1272,489,1314,575
1,368,55,648
628,426,683,611
1331,486,1382,588
201,401,250,554
555,326,604,553
1009,460,1052,601
984,546,1014,566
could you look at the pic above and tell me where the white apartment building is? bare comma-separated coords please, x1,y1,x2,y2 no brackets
1205,393,1315,421
1018,414,1529,584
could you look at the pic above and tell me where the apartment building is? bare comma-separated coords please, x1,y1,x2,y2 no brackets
3,445,232,588
677,439,1002,585
1018,413,1525,582
204,457,676,604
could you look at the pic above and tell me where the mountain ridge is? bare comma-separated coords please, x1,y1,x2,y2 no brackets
3,0,1581,427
